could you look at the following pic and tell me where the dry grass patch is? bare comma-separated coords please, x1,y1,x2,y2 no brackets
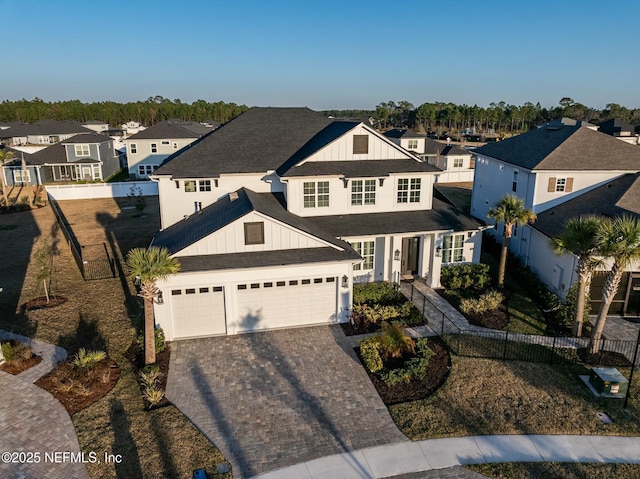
390,356,640,439
469,462,640,479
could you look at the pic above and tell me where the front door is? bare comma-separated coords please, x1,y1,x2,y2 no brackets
625,275,640,317
401,237,419,276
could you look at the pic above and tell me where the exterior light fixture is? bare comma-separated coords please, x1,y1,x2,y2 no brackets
156,290,164,305
435,246,441,257
394,249,400,261
342,275,349,288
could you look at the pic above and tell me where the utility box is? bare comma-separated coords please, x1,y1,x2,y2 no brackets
589,367,628,397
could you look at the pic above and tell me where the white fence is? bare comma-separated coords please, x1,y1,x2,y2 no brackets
46,181,158,200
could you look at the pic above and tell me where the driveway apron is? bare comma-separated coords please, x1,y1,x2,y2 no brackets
166,325,407,478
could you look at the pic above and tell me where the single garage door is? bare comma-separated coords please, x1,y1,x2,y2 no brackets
235,276,337,332
170,286,226,338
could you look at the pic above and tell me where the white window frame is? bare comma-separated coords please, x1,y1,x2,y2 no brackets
161,140,170,145
130,143,137,154
351,179,375,206
138,164,157,176
74,144,90,157
150,143,158,153
453,157,464,168
442,234,465,263
397,178,421,203
184,180,196,192
199,180,211,192
352,241,375,270
512,169,519,192
13,169,30,184
407,139,418,150
173,142,179,149
555,178,567,192
303,181,329,208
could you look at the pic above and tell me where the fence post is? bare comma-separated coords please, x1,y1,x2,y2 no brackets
411,284,414,302
422,293,426,319
503,331,509,360
550,336,556,365
441,312,445,336
624,327,640,409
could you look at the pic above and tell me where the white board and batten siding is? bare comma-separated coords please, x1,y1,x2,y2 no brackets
46,181,158,200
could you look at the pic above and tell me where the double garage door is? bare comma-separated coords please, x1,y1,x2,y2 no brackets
170,276,338,339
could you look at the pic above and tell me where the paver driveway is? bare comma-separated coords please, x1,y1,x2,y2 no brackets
166,325,408,478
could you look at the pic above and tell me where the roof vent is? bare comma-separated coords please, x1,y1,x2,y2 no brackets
229,192,239,202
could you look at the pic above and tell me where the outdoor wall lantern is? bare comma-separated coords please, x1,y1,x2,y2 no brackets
341,177,349,188
394,249,400,261
342,275,349,288
435,246,442,257
379,178,385,187
156,290,164,305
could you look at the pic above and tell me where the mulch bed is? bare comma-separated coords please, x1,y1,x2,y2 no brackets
0,340,42,374
577,348,633,367
357,336,451,406
124,341,172,410
36,357,120,416
23,296,68,311
465,303,509,330
341,321,380,336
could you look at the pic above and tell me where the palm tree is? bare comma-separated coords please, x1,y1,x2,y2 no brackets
126,247,180,365
487,195,537,287
589,215,640,354
551,215,603,336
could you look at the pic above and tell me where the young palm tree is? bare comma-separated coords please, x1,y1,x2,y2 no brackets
126,247,180,365
551,215,603,336
589,215,640,354
487,195,537,287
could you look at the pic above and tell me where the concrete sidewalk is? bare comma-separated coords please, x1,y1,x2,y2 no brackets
250,435,640,479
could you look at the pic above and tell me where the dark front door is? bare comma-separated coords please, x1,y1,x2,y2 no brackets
625,275,640,317
401,237,419,276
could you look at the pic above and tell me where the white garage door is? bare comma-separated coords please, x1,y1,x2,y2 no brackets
170,286,226,338
235,276,337,332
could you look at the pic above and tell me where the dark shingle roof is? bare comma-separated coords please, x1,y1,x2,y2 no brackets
383,129,424,139
28,143,68,165
474,125,640,171
176,247,360,272
281,159,440,177
0,119,93,138
153,107,333,177
439,144,469,156
61,133,111,144
126,119,214,140
151,187,359,257
308,198,482,237
533,173,640,239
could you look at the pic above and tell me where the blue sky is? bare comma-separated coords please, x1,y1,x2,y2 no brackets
1,0,637,110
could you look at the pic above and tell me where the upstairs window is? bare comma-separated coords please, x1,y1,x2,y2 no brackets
351,179,376,205
397,178,421,203
184,180,196,192
75,144,90,157
199,180,211,192
352,241,375,270
150,143,158,153
512,169,519,192
407,139,418,150
353,135,369,154
244,222,264,245
442,234,464,263
555,178,566,192
453,158,464,168
548,177,574,193
161,140,170,145
303,181,330,208
129,143,137,154
138,164,158,176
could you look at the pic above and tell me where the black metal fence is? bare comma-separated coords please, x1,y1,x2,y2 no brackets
48,195,116,281
407,283,640,369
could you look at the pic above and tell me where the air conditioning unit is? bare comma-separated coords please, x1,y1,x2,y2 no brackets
589,367,628,397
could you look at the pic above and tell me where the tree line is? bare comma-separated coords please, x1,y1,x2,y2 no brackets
0,96,248,126
326,98,640,135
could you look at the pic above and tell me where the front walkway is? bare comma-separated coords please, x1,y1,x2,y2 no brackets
250,434,640,479
0,330,89,479
166,325,408,478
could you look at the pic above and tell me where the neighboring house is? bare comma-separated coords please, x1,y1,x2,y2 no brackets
471,124,640,306
384,130,474,183
528,173,640,316
536,117,598,131
598,119,639,145
122,121,146,136
149,107,483,340
2,133,120,185
0,119,93,146
81,120,110,134
125,119,216,179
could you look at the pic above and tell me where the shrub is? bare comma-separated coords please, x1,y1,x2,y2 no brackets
349,302,412,329
143,386,165,408
379,338,435,387
459,290,504,315
137,328,166,354
359,336,384,373
139,369,162,389
377,323,415,360
353,282,403,305
1,341,15,362
440,263,490,291
71,348,107,369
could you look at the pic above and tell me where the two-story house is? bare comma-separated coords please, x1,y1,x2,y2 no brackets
384,130,474,183
2,133,121,185
0,119,93,147
125,119,216,179
471,124,640,309
148,107,482,340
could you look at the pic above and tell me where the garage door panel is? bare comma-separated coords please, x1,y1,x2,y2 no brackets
171,286,226,338
236,277,337,332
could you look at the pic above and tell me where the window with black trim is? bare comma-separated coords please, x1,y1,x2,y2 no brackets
303,181,329,208
442,234,464,263
397,178,421,203
407,139,418,150
352,179,376,205
199,180,211,191
453,158,464,168
512,169,519,192
130,143,137,154
244,222,264,245
150,143,158,153
353,135,369,154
